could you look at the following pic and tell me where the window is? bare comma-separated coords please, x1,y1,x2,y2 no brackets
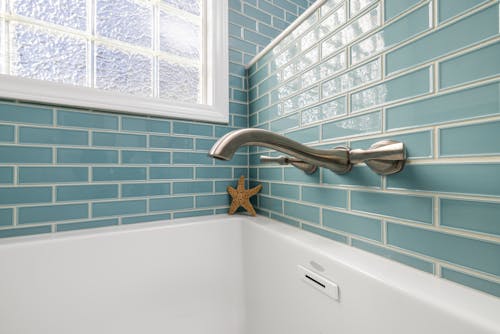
0,0,228,123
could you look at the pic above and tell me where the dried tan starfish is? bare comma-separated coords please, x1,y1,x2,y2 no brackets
227,175,262,216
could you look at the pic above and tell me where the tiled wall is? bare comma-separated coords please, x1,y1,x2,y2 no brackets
248,0,500,297
0,0,314,238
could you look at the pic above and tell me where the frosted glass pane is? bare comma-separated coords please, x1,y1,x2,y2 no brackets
160,10,200,59
10,0,87,30
10,23,87,86
97,0,152,48
96,44,152,97
159,60,200,103
162,0,200,15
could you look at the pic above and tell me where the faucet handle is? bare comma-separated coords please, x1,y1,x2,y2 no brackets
259,155,317,174
349,140,406,175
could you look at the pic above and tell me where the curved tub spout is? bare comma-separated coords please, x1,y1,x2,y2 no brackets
208,128,352,174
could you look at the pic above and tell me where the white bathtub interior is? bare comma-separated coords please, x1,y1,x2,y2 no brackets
0,215,499,334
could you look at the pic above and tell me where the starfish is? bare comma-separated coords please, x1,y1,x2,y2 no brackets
227,175,262,216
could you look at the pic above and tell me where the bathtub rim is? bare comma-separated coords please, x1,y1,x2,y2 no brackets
0,213,499,331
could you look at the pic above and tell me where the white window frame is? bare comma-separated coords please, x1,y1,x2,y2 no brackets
0,1,229,124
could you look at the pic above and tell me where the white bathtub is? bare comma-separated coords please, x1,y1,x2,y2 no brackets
0,215,499,334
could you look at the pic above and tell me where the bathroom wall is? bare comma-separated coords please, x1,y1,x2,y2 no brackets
248,0,500,297
0,0,314,237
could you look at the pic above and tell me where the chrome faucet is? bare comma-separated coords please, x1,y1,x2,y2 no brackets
208,128,406,175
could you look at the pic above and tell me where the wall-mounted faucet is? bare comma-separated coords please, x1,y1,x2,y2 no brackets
208,128,406,175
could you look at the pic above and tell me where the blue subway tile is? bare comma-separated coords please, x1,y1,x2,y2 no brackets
57,110,118,129
440,120,500,157
270,213,301,227
0,225,51,238
384,0,421,21
259,0,285,18
387,223,500,276
229,102,247,116
271,113,299,132
196,194,229,208
229,22,242,37
150,135,194,149
284,166,320,184
0,124,14,142
271,183,300,199
58,148,117,164
350,131,433,159
273,0,298,13
173,181,212,194
385,4,499,74
258,22,281,38
352,3,431,63
215,180,235,193
244,4,271,24
93,200,146,217
93,132,146,148
19,167,88,183
150,167,194,179
229,10,257,30
323,209,382,241
0,208,13,226
351,191,433,224
440,199,500,237
19,127,88,145
351,67,431,112
352,239,434,273
260,195,284,213
150,196,194,212
251,95,270,113
229,63,245,77
441,267,500,298
259,167,283,181
301,186,347,208
195,138,216,151
0,146,52,163
122,183,170,197
438,0,488,23
244,29,272,47
19,203,88,224
196,167,231,179
303,223,348,243
122,151,170,164
0,167,13,184
229,36,257,54
173,121,213,136
174,209,213,219
386,82,499,130
122,213,171,224
93,167,147,181
57,184,118,201
286,126,319,143
322,111,381,140
0,103,52,125
122,117,170,133
172,152,212,165
250,65,269,86
286,11,297,23
57,219,118,232
439,42,500,89
387,163,500,196
284,201,320,224
0,187,51,205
